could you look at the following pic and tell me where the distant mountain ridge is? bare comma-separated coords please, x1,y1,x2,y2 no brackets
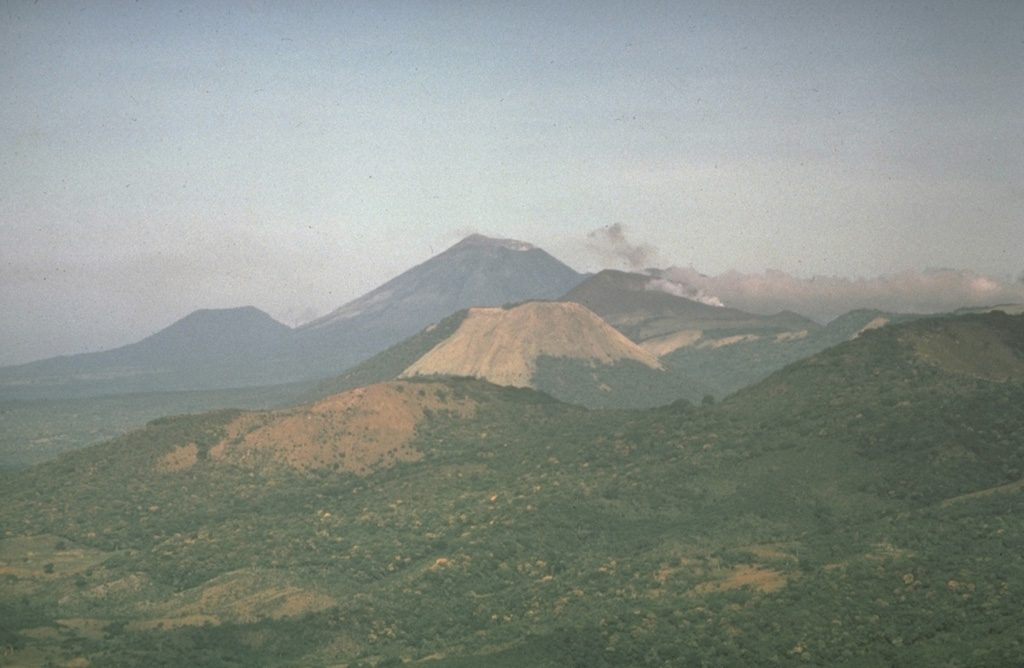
4,233,1019,406
282,277,1024,410
0,236,586,400
0,307,295,399
562,269,820,346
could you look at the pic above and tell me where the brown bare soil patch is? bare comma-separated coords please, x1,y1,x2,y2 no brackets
129,614,220,631
208,381,475,474
639,329,703,357
0,535,110,578
775,330,809,342
736,542,799,562
128,570,337,630
693,565,787,594
157,443,198,472
401,301,662,388
55,618,113,641
653,557,700,585
193,582,335,624
853,317,890,338
696,334,761,349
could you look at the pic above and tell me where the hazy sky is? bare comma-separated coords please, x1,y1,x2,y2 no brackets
2,1,1023,365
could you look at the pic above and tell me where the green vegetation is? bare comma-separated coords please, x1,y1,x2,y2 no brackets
532,355,715,408
0,313,1022,666
662,309,924,398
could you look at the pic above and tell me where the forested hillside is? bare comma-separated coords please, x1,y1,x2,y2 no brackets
1,313,1022,667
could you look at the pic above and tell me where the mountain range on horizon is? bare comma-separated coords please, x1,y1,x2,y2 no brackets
2,233,1021,404
0,235,585,400
302,269,1014,409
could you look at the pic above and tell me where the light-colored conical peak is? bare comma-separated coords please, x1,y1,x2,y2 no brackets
400,301,662,388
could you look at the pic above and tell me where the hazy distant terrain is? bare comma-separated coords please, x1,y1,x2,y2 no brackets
293,266,951,410
11,236,1018,405
3,236,1021,475
0,236,585,401
0,382,314,473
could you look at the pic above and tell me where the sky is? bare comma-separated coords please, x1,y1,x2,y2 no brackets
2,1,1023,365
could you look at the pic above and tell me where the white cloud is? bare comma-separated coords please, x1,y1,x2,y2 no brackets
661,266,1024,322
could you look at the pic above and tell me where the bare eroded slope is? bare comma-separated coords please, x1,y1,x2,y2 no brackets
158,381,476,475
399,301,662,388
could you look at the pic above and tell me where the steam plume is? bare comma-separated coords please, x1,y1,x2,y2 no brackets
644,276,724,307
586,223,658,271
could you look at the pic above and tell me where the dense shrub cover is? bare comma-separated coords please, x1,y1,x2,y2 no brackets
1,314,1023,666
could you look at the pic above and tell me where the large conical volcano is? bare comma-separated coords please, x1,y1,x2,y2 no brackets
287,235,585,377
